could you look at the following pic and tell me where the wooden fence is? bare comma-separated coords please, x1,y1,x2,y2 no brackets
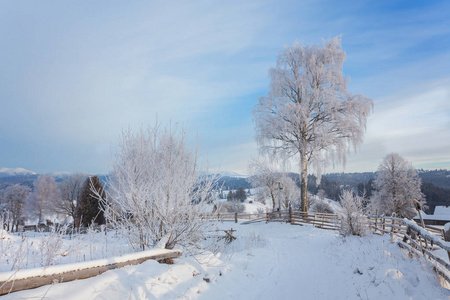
368,214,450,283
201,210,341,230
203,210,450,283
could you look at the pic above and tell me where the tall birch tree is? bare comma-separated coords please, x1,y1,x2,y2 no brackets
254,37,373,212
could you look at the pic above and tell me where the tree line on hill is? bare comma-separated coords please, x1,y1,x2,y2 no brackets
305,171,450,214
215,169,450,215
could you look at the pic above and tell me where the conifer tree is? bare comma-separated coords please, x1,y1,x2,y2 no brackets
235,187,247,202
227,190,234,201
75,176,105,226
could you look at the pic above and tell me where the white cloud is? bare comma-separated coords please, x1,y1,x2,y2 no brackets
336,80,450,172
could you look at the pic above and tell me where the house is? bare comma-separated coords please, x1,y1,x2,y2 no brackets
413,206,450,226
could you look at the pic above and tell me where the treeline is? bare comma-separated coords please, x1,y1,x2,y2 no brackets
216,176,251,190
0,174,105,231
307,171,450,214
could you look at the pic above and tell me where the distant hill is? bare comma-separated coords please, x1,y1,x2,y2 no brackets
0,167,36,177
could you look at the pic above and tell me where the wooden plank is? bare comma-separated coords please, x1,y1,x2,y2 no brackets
0,250,181,296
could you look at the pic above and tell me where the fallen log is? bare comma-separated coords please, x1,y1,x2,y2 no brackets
0,248,181,295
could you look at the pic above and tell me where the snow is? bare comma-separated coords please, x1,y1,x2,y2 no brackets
445,223,450,233
435,206,450,216
0,167,36,176
0,248,181,282
2,223,449,299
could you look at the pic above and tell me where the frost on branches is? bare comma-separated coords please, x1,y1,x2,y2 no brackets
370,153,425,219
94,124,216,251
339,190,368,236
248,156,280,211
253,37,373,212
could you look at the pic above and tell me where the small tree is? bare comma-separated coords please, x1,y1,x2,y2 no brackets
339,190,368,236
254,37,373,212
248,156,280,211
278,175,301,210
75,176,105,227
52,173,85,221
370,153,425,219
235,187,247,202
227,190,234,201
2,184,30,232
28,175,60,225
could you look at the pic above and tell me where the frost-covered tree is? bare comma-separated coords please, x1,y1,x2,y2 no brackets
53,173,85,220
94,124,216,250
370,153,425,219
254,37,373,212
2,184,30,232
278,175,300,210
248,156,281,211
28,175,60,225
339,190,368,236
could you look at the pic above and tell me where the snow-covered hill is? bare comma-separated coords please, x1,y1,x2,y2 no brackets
2,223,448,299
0,167,36,177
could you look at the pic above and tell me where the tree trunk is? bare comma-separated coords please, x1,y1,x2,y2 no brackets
270,190,276,212
300,154,308,212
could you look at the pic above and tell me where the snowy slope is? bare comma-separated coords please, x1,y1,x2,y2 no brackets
2,223,449,299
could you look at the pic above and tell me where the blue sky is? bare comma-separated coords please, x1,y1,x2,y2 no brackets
0,0,449,174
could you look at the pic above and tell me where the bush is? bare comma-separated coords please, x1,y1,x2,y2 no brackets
338,190,368,236
218,201,246,213
310,197,334,214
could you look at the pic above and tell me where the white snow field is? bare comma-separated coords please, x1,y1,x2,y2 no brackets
2,222,449,300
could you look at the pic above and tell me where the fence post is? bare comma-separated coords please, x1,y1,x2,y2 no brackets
443,224,450,261
288,205,292,223
235,213,238,223
390,213,395,240
375,209,378,232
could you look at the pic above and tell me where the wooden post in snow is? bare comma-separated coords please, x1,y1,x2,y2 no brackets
413,200,426,228
375,209,378,232
288,205,292,223
443,224,450,261
413,199,428,250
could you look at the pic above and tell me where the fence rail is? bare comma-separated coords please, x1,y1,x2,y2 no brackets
201,210,341,230
368,214,450,283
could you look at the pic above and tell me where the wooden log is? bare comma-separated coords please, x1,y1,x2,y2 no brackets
0,249,182,296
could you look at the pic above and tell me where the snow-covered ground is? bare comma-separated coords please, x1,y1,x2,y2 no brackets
2,222,449,299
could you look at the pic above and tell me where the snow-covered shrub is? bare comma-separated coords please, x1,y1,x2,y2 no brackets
218,201,245,213
39,225,67,266
310,197,334,214
95,124,216,251
338,190,368,236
